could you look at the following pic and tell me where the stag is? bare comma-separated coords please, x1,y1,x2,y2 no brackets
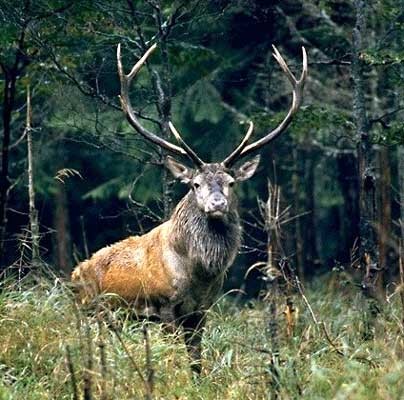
72,43,307,373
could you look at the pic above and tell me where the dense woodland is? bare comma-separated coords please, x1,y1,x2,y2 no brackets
0,1,404,399
1,0,403,293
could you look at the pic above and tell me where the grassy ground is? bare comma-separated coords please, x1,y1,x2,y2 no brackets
0,275,403,400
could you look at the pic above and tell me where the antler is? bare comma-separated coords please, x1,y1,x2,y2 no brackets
221,121,254,167
117,43,204,166
222,46,308,167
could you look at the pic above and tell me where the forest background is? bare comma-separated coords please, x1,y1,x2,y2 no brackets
1,1,404,399
1,0,403,296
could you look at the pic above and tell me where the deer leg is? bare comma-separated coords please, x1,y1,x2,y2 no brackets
160,305,177,334
181,311,206,375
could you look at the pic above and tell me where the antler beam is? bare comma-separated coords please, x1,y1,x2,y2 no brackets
223,46,308,167
117,43,204,166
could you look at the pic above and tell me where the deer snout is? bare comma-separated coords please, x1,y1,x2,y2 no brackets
205,194,228,216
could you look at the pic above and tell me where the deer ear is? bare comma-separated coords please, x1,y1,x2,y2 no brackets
234,155,260,181
165,156,193,183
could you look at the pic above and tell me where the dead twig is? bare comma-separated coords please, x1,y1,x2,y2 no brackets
97,318,108,400
143,325,154,399
83,322,93,400
65,345,79,400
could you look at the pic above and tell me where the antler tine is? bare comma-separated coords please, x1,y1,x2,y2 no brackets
221,121,254,167
223,46,308,167
117,44,204,164
168,122,204,166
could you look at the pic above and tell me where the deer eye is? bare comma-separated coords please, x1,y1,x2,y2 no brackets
229,181,235,188
193,182,200,189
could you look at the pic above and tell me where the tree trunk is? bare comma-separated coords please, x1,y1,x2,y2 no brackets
127,0,174,219
336,152,359,264
292,145,318,276
54,182,72,276
0,71,17,263
399,146,404,257
352,0,380,299
352,0,382,341
398,145,404,320
292,148,304,279
378,147,391,286
398,148,404,244
151,18,174,219
26,86,40,266
301,145,318,271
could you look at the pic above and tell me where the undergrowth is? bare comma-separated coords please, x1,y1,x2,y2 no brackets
0,275,403,399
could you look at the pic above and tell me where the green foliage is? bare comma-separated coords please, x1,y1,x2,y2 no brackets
170,43,222,90
374,121,404,145
82,177,139,201
253,105,355,145
187,80,224,124
362,51,404,66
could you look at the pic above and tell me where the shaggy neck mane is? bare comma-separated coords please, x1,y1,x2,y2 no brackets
170,191,241,275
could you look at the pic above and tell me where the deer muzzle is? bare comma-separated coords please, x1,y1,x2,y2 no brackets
205,194,228,217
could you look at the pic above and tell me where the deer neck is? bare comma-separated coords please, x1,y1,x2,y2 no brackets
169,191,241,276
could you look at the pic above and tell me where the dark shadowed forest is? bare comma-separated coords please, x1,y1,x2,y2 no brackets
0,1,403,399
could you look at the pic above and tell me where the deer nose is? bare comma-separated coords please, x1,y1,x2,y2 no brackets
206,194,228,214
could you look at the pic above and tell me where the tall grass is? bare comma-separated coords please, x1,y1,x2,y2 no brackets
0,275,403,399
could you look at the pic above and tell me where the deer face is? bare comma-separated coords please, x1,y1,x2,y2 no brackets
166,155,260,218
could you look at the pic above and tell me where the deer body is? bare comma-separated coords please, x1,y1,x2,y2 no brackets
73,189,241,316
72,43,308,373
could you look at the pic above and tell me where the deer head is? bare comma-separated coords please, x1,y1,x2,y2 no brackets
164,155,260,218
117,43,308,219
